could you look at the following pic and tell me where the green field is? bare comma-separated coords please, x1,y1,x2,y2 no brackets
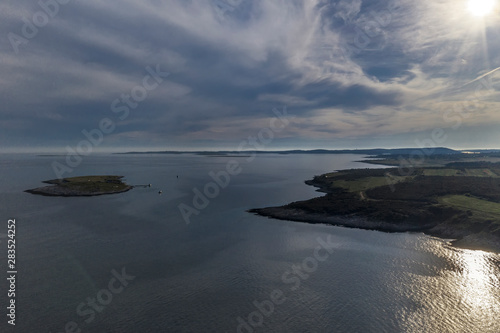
463,168,499,177
59,175,123,183
422,169,460,176
422,168,499,177
49,175,129,192
332,176,409,193
438,195,500,222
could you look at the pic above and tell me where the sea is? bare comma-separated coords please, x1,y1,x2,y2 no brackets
0,153,499,333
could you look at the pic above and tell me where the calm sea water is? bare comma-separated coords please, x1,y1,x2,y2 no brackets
0,153,499,333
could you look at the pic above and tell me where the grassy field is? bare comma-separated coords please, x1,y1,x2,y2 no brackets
333,176,411,192
438,195,500,222
49,175,129,192
422,169,460,176
464,168,499,177
58,175,123,183
422,168,500,177
328,167,500,193
321,171,411,193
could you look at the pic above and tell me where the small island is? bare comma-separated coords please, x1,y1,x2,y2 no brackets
250,160,500,253
25,175,133,197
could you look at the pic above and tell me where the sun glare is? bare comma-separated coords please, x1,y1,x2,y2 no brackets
467,0,495,16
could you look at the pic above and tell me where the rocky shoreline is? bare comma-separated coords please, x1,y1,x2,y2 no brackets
248,207,436,233
249,168,500,253
249,207,500,253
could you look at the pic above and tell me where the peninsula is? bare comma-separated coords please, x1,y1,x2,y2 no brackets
25,175,133,197
250,160,500,253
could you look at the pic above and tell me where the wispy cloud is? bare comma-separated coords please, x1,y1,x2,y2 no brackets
1,0,500,151
463,66,500,87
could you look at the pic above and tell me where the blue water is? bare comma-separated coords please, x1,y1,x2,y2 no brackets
0,153,499,332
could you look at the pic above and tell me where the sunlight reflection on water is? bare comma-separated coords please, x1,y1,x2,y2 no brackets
457,250,500,328
400,245,500,332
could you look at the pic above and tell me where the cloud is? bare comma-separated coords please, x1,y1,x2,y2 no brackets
1,0,500,151
463,66,500,87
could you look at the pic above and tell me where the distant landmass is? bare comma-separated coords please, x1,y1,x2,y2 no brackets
118,147,460,156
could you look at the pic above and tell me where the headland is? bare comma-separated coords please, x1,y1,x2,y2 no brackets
250,155,500,253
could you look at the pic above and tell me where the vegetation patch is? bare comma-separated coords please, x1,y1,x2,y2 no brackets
438,195,500,222
26,175,132,197
251,163,500,253
333,176,398,193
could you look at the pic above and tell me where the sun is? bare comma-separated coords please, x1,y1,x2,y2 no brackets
467,0,495,16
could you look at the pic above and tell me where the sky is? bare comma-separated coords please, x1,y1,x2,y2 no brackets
1,0,500,152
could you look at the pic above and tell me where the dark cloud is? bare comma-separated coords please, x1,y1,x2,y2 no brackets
1,0,500,151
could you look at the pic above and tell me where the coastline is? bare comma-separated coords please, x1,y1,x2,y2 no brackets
249,167,500,254
25,175,133,197
249,207,500,253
